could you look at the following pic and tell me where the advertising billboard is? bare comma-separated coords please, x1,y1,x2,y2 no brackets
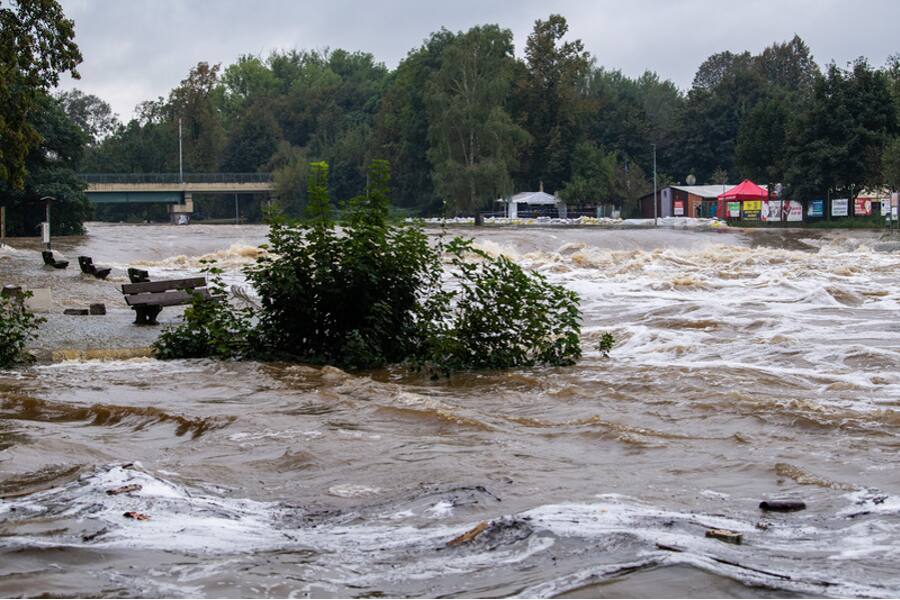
808,199,824,217
832,198,849,217
783,200,803,222
854,197,872,216
727,202,741,218
673,199,684,216
762,200,782,222
742,199,762,220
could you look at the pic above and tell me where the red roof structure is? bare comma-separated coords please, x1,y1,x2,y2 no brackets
716,179,768,218
717,179,768,201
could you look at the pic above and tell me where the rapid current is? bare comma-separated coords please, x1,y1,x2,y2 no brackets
0,222,898,597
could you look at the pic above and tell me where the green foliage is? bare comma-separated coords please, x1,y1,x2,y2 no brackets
559,142,616,204
152,264,253,360
416,238,581,374
425,25,528,214
0,93,91,236
246,160,440,368
883,136,900,190
157,161,582,373
0,0,81,189
517,14,592,192
55,89,119,145
0,292,43,368
597,332,615,357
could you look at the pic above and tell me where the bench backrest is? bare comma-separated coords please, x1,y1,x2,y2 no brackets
121,277,207,296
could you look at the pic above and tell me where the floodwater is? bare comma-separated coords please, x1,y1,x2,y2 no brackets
1,222,899,598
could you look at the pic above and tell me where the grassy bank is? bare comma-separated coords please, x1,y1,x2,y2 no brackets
731,215,891,229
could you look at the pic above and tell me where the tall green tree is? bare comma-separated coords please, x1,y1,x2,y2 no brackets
372,29,456,214
0,0,81,189
785,61,897,210
55,89,119,145
426,25,528,214
220,100,281,172
0,93,90,235
516,14,591,192
558,141,615,205
169,62,226,172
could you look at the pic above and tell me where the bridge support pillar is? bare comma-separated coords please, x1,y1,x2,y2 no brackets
169,191,194,224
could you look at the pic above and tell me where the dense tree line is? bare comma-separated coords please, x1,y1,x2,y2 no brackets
5,6,900,227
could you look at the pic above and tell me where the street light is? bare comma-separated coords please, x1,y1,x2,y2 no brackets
651,143,658,227
39,195,55,250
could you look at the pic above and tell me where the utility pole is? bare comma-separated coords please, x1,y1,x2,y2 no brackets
234,193,239,225
178,117,184,184
652,143,658,226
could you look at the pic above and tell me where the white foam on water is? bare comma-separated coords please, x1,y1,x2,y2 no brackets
2,467,897,597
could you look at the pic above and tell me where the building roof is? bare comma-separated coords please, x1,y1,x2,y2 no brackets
497,191,560,205
718,179,768,200
669,184,738,198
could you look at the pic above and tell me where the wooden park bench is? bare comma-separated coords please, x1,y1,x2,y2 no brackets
77,256,112,280
120,276,209,325
41,250,69,269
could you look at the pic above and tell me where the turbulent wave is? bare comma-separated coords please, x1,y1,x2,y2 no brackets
131,243,266,271
1,465,897,597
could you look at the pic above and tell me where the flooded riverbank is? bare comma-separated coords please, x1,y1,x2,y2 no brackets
1,223,899,597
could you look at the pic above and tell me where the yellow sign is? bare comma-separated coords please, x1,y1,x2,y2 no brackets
743,200,762,211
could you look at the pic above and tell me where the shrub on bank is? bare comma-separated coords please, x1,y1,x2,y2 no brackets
0,293,44,368
153,160,582,372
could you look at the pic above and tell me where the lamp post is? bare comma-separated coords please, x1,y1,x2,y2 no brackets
651,143,658,227
39,195,55,250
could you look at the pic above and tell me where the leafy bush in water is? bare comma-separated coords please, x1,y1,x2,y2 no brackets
155,160,582,371
0,293,43,367
153,265,253,360
415,238,581,373
245,160,439,368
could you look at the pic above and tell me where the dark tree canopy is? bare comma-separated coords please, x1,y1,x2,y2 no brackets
0,0,82,189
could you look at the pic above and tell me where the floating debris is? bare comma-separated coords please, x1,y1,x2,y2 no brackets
705,528,742,544
123,511,150,521
106,484,142,496
447,521,488,546
759,500,807,512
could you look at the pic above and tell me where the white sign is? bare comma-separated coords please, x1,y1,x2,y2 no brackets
41,222,50,244
832,198,848,217
784,200,803,222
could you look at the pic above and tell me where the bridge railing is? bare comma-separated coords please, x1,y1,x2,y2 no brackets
80,173,273,184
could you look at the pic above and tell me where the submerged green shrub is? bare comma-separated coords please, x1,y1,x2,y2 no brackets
152,265,253,360
0,292,43,367
155,160,582,372
415,238,581,373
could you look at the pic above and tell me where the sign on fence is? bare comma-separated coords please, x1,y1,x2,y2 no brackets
832,198,849,217
808,199,824,217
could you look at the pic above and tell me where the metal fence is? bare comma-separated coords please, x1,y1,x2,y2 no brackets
80,173,273,184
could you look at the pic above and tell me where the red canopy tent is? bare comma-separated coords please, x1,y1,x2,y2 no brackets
716,179,768,218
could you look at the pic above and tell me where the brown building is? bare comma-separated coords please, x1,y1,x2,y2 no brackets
639,185,734,219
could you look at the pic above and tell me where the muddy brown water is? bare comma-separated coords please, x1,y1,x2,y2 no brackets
0,222,899,598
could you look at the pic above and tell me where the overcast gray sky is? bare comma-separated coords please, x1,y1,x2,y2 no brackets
57,0,900,120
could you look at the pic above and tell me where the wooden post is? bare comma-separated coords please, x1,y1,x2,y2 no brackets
0,205,5,244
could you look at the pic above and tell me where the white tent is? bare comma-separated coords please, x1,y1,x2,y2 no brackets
496,190,566,218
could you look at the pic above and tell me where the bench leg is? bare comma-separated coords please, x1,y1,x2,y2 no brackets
133,305,163,325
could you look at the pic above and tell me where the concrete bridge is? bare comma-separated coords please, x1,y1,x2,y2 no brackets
82,173,274,222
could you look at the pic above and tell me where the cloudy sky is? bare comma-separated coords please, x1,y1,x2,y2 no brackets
58,0,899,120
